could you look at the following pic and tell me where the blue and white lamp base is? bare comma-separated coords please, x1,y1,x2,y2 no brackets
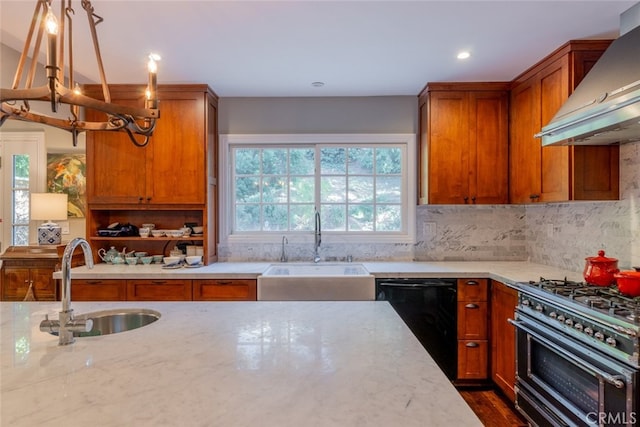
38,223,62,245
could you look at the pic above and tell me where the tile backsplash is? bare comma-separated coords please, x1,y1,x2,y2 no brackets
220,143,640,272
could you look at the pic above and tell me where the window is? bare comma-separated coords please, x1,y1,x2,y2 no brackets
221,134,415,243
0,132,46,250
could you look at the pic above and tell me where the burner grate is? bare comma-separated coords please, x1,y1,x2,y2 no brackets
526,277,640,323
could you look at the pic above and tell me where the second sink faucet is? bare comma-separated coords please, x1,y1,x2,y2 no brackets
40,237,95,345
314,209,321,263
280,235,288,262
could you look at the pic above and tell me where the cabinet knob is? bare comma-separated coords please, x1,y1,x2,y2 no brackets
471,196,476,203
465,280,479,286
465,303,479,309
146,197,152,202
465,342,480,348
463,196,469,203
529,194,540,201
138,197,144,202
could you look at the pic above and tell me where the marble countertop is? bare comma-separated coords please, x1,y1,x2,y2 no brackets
55,260,584,285
1,301,482,426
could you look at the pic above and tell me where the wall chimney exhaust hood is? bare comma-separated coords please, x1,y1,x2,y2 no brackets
536,2,640,146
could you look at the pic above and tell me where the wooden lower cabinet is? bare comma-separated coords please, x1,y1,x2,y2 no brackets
67,278,258,301
193,279,257,301
458,340,489,380
490,280,518,402
127,279,193,301
456,278,489,382
72,279,126,301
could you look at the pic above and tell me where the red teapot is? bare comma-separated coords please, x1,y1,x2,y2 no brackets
583,250,619,286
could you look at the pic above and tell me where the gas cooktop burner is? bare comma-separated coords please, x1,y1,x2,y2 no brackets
526,277,640,323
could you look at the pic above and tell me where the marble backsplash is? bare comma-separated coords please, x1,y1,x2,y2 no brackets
220,143,640,271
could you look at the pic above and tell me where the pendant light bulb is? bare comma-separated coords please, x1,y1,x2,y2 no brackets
45,6,58,35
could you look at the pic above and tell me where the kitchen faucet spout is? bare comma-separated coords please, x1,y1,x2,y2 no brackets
314,210,321,263
40,237,95,345
280,235,288,262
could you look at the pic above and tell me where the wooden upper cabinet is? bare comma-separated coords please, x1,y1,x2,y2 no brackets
418,83,509,205
509,40,619,203
84,85,209,206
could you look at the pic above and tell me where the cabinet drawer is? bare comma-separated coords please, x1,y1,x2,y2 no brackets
457,278,488,301
126,280,193,301
457,301,488,339
72,279,126,301
457,340,489,380
193,279,257,301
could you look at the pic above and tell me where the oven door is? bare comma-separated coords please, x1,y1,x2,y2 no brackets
511,311,637,427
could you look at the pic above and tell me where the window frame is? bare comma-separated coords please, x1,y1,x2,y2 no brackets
220,133,416,245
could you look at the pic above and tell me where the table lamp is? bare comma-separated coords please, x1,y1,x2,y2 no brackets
30,193,68,245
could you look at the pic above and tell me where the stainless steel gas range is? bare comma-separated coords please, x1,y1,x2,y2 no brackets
511,278,640,427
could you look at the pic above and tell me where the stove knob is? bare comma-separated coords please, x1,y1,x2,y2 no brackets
605,337,617,347
594,331,605,341
574,323,584,331
584,327,594,336
534,304,543,312
557,315,566,322
522,299,530,307
564,318,574,327
549,311,557,319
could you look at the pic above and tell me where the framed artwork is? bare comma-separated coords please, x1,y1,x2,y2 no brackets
46,153,87,218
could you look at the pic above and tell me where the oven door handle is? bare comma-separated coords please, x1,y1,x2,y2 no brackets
508,319,626,389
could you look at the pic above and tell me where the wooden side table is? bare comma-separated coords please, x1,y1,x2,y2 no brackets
0,245,82,301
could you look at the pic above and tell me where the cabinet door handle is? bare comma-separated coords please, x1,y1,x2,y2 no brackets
150,280,168,284
471,196,476,203
215,281,233,285
463,196,469,203
465,303,479,309
86,280,102,284
146,197,152,202
529,194,540,201
465,280,479,286
139,196,144,202
465,342,480,348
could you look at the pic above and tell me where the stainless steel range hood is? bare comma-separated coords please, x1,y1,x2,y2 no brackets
536,2,640,146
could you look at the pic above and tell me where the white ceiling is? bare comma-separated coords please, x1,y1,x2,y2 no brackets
0,0,636,97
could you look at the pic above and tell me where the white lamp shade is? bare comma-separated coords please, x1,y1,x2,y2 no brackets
30,193,68,221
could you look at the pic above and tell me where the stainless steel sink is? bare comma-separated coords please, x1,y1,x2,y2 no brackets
47,308,161,338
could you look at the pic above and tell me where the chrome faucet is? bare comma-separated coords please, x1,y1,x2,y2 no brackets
40,237,95,345
280,235,288,262
314,209,321,263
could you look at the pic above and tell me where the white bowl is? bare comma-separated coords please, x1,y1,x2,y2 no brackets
151,230,165,237
191,226,204,234
185,255,202,266
162,256,181,265
167,230,184,238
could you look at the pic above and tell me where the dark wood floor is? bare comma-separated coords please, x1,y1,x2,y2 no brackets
458,387,528,427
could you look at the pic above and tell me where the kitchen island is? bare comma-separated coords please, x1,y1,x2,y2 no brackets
0,301,482,426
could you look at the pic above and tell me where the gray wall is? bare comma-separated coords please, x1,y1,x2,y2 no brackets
219,96,417,134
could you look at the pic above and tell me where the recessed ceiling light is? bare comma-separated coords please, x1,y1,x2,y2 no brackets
311,81,325,88
457,51,471,60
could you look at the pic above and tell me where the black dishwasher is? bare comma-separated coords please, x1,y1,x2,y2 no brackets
376,278,457,380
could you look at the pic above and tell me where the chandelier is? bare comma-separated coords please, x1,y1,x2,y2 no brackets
0,0,160,146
